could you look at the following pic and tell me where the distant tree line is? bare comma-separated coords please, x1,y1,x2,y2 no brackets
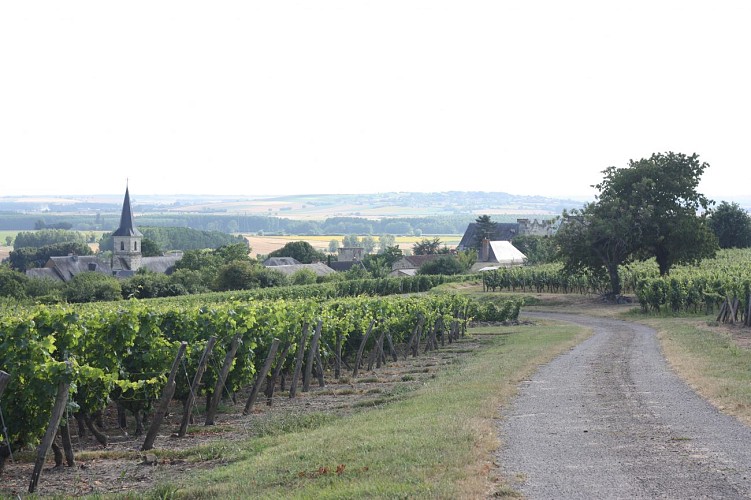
98,226,246,253
0,213,537,235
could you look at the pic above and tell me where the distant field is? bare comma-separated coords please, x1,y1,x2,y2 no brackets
243,234,461,258
0,230,462,261
0,231,16,261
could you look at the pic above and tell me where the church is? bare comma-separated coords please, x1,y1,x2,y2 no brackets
26,187,181,282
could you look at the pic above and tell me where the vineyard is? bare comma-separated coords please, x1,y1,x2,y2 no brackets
4,248,751,494
480,248,751,324
0,276,520,494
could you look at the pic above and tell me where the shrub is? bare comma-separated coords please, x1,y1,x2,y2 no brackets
63,272,122,303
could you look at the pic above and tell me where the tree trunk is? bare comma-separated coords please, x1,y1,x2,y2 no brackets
607,264,621,297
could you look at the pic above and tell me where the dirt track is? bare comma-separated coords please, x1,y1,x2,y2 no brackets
499,312,751,499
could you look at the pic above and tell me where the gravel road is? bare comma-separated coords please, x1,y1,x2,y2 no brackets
498,312,751,499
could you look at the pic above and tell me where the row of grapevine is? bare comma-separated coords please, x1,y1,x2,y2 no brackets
629,250,751,315
0,292,521,482
481,264,616,295
158,273,479,305
479,250,751,318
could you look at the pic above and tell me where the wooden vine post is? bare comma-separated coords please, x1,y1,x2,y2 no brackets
265,342,291,405
179,336,217,437
243,338,280,415
314,351,326,388
322,338,349,375
0,371,9,400
29,363,71,494
408,315,425,358
0,372,13,474
335,332,342,379
206,333,241,425
352,319,376,378
289,323,309,398
302,320,323,392
367,327,386,371
385,332,398,362
60,423,74,467
142,341,187,451
377,329,386,367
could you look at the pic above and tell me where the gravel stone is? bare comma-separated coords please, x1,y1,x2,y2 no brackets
498,312,751,499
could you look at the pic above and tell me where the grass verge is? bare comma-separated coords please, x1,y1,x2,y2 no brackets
135,322,589,499
644,317,751,426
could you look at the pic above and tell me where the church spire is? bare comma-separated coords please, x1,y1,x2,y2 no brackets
112,184,142,237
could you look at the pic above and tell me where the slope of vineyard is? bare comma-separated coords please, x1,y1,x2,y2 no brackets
0,281,521,493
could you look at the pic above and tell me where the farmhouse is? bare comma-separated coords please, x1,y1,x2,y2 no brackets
474,239,527,271
456,218,556,251
26,186,181,282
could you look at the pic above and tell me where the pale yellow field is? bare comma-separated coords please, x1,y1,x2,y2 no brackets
243,234,461,258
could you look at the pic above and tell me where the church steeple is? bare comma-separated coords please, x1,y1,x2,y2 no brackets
112,184,143,271
112,184,142,238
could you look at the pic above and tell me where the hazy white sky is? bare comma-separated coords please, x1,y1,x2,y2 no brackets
1,1,749,200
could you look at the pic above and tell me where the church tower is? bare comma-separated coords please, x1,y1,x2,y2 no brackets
112,185,143,271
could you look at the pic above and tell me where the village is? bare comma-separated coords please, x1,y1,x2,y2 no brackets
0,186,560,303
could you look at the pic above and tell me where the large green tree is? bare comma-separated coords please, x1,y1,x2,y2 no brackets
267,241,325,263
709,201,751,249
557,152,718,296
594,152,717,276
556,200,638,296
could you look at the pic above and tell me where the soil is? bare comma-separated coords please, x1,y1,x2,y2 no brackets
498,311,751,498
0,335,482,498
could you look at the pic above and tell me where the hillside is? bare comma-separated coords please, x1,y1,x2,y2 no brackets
0,191,584,218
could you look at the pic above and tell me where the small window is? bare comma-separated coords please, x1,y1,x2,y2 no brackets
134,241,138,251
120,241,125,251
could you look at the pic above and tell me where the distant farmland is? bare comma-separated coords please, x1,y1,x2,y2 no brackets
243,234,462,258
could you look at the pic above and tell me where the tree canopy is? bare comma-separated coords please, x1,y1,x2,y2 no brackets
473,214,497,248
557,152,718,296
412,237,447,255
594,152,716,276
709,201,751,249
267,241,325,264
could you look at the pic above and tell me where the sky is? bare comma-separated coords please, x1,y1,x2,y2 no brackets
1,1,750,201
